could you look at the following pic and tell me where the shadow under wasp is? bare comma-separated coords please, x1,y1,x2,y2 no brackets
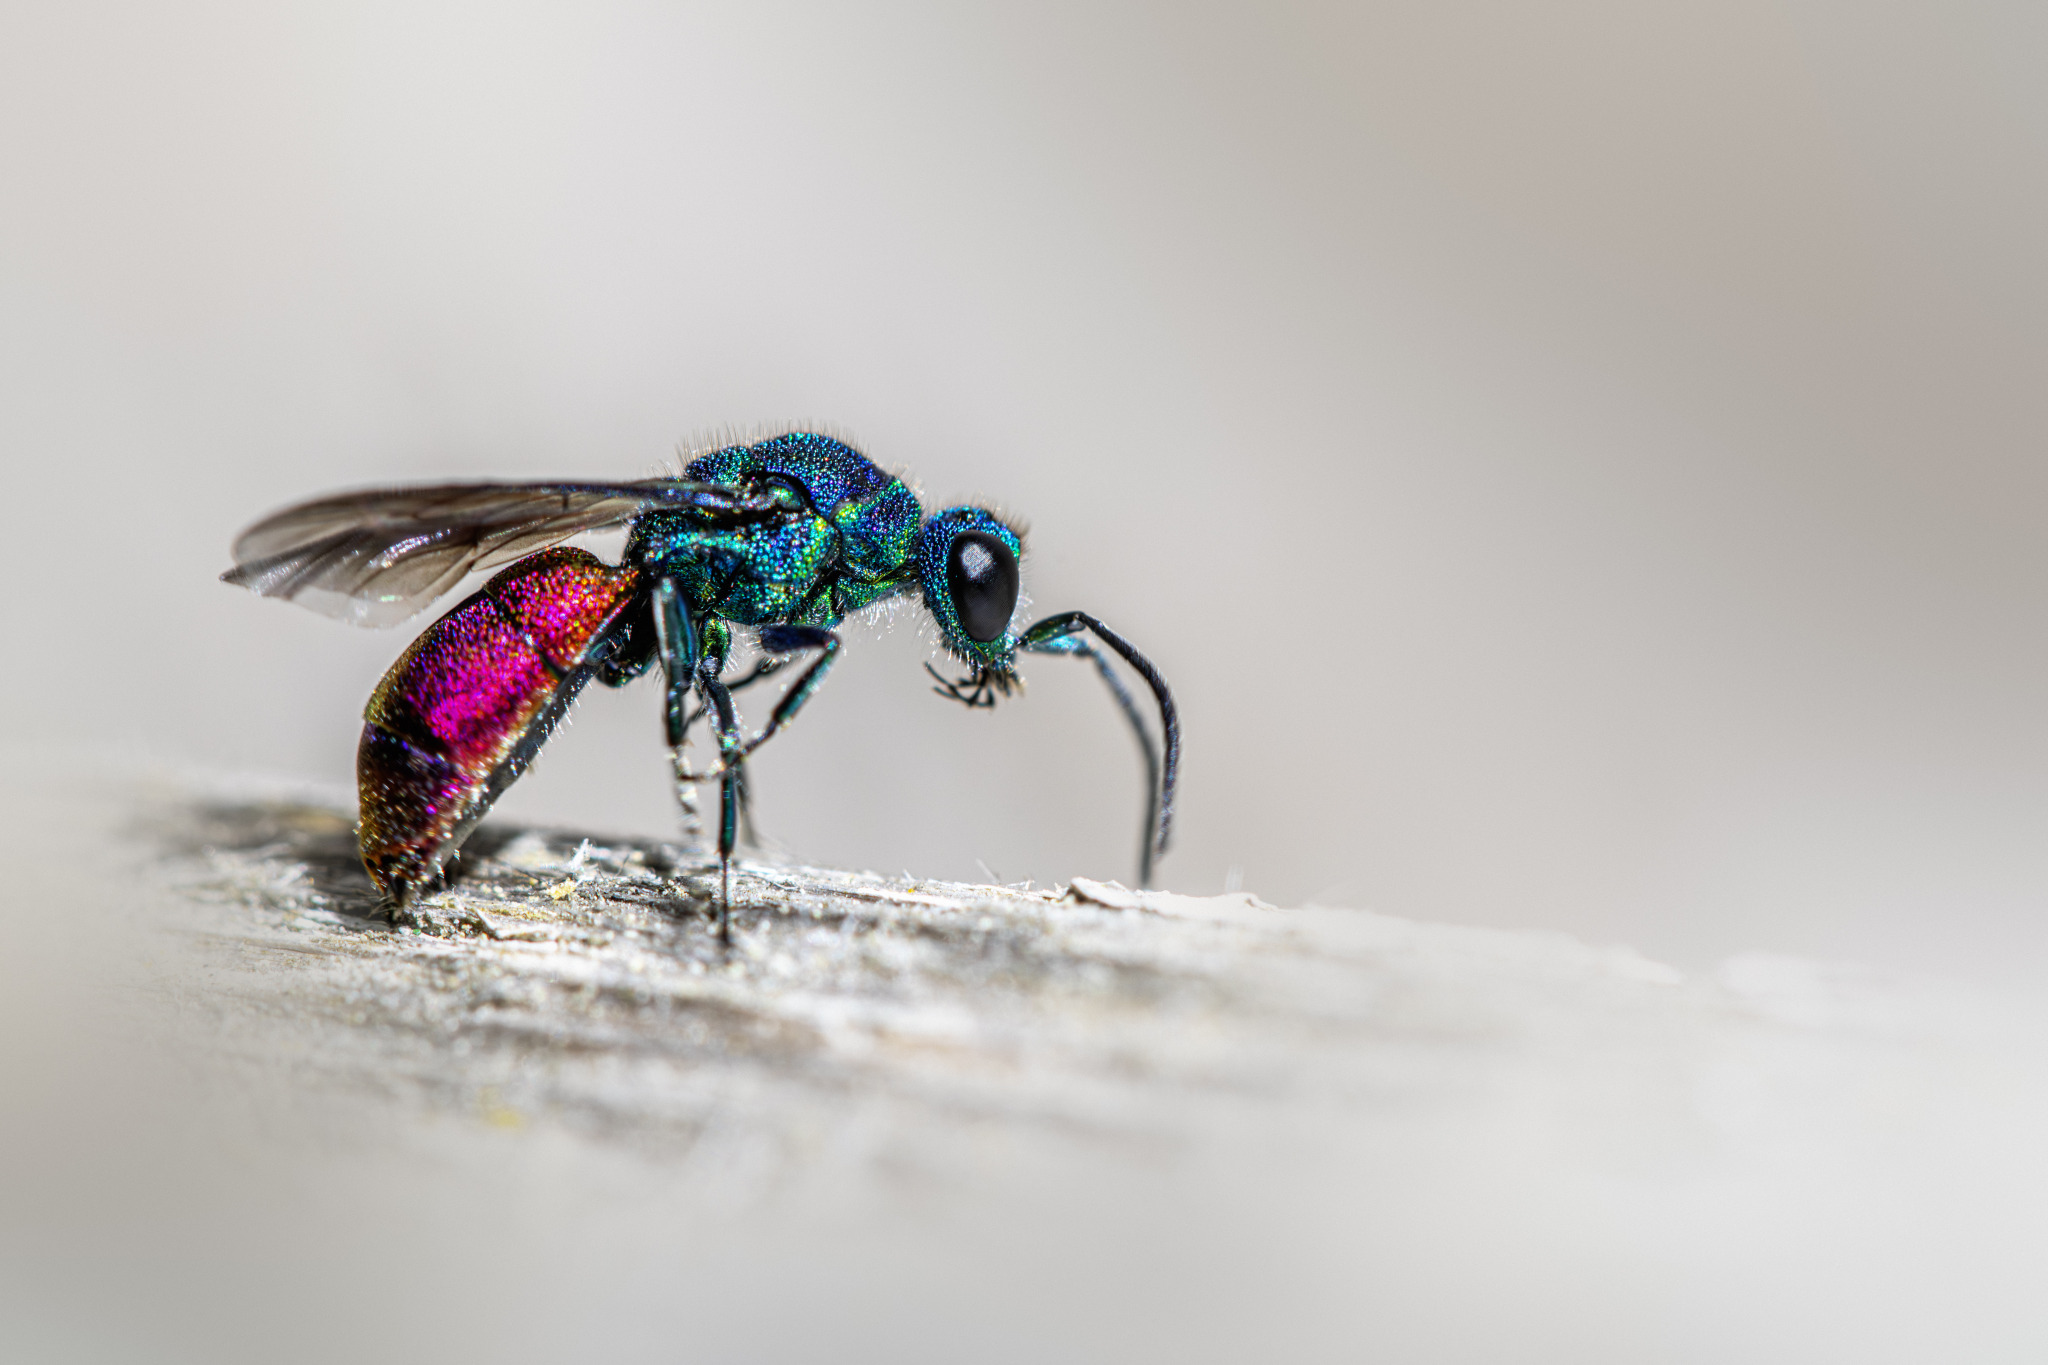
222,430,1181,941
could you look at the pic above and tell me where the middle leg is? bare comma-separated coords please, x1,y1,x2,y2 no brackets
684,625,844,779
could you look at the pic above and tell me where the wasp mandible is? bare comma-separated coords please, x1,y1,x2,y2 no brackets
223,431,1181,941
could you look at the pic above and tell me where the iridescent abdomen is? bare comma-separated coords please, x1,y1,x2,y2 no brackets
357,547,643,902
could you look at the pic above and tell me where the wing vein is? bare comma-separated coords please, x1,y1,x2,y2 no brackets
221,478,792,626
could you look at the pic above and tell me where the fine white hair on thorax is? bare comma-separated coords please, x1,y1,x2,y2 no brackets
661,421,868,477
847,594,913,638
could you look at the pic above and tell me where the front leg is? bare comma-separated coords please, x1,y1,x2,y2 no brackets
1024,635,1164,887
1019,610,1181,887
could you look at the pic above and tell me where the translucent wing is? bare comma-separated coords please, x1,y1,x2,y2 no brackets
222,479,792,626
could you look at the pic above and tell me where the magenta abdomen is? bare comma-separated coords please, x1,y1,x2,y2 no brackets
357,547,642,903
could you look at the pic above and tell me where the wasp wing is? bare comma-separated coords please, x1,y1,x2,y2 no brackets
222,479,791,626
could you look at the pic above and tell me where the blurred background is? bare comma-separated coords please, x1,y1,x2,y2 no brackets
5,0,2047,986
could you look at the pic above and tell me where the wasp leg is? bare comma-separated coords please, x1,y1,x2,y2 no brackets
664,653,788,837
650,578,707,840
663,703,762,852
655,656,785,856
923,660,1016,708
1027,636,1164,887
1019,611,1181,887
596,594,659,688
663,657,791,763
698,669,743,945
684,627,843,777
739,625,841,759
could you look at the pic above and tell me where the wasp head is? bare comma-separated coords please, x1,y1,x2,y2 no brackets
915,506,1025,680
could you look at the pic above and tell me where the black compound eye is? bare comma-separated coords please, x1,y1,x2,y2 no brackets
946,530,1018,643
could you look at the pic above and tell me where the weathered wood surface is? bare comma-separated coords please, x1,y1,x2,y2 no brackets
5,778,2045,1362
149,791,1695,1167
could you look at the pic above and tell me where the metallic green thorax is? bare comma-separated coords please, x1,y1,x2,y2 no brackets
629,432,928,633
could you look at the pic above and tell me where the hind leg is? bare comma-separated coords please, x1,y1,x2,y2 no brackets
698,671,743,945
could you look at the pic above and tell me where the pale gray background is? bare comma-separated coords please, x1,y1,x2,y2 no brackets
6,0,2048,986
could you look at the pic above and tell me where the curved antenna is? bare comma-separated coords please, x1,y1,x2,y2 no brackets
1018,611,1180,886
